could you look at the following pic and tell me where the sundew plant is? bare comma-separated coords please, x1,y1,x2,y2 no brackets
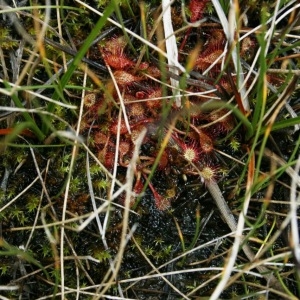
0,0,300,299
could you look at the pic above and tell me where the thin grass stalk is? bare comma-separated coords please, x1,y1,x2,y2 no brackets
212,0,250,112
162,0,181,107
76,0,186,72
290,154,300,282
131,236,190,300
57,40,95,300
94,130,146,299
3,83,45,140
42,2,116,135
125,231,264,296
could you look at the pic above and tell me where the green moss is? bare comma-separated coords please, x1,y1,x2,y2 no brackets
0,263,10,276
26,195,41,212
9,207,28,225
94,178,110,190
41,242,52,258
144,245,154,256
89,163,104,176
229,137,241,152
0,28,18,49
153,236,164,246
93,248,111,262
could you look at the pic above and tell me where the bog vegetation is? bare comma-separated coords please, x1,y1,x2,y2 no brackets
0,0,300,299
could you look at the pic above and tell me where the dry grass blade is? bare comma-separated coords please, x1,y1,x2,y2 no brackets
162,0,182,107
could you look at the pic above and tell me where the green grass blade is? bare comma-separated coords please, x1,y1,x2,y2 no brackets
260,117,300,134
3,82,45,141
42,2,116,135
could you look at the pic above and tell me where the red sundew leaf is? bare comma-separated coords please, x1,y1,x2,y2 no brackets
200,164,219,181
180,141,201,163
113,70,143,86
83,93,97,107
155,197,171,211
133,177,144,195
104,151,115,169
208,109,235,134
154,150,169,171
195,49,224,71
240,36,257,61
127,103,146,120
138,62,149,70
148,180,171,211
118,140,131,158
144,65,161,78
110,119,129,135
97,147,115,170
189,0,209,23
208,29,226,46
198,130,214,153
130,124,148,144
104,35,128,55
179,0,209,52
102,53,135,69
94,132,110,145
0,128,36,138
